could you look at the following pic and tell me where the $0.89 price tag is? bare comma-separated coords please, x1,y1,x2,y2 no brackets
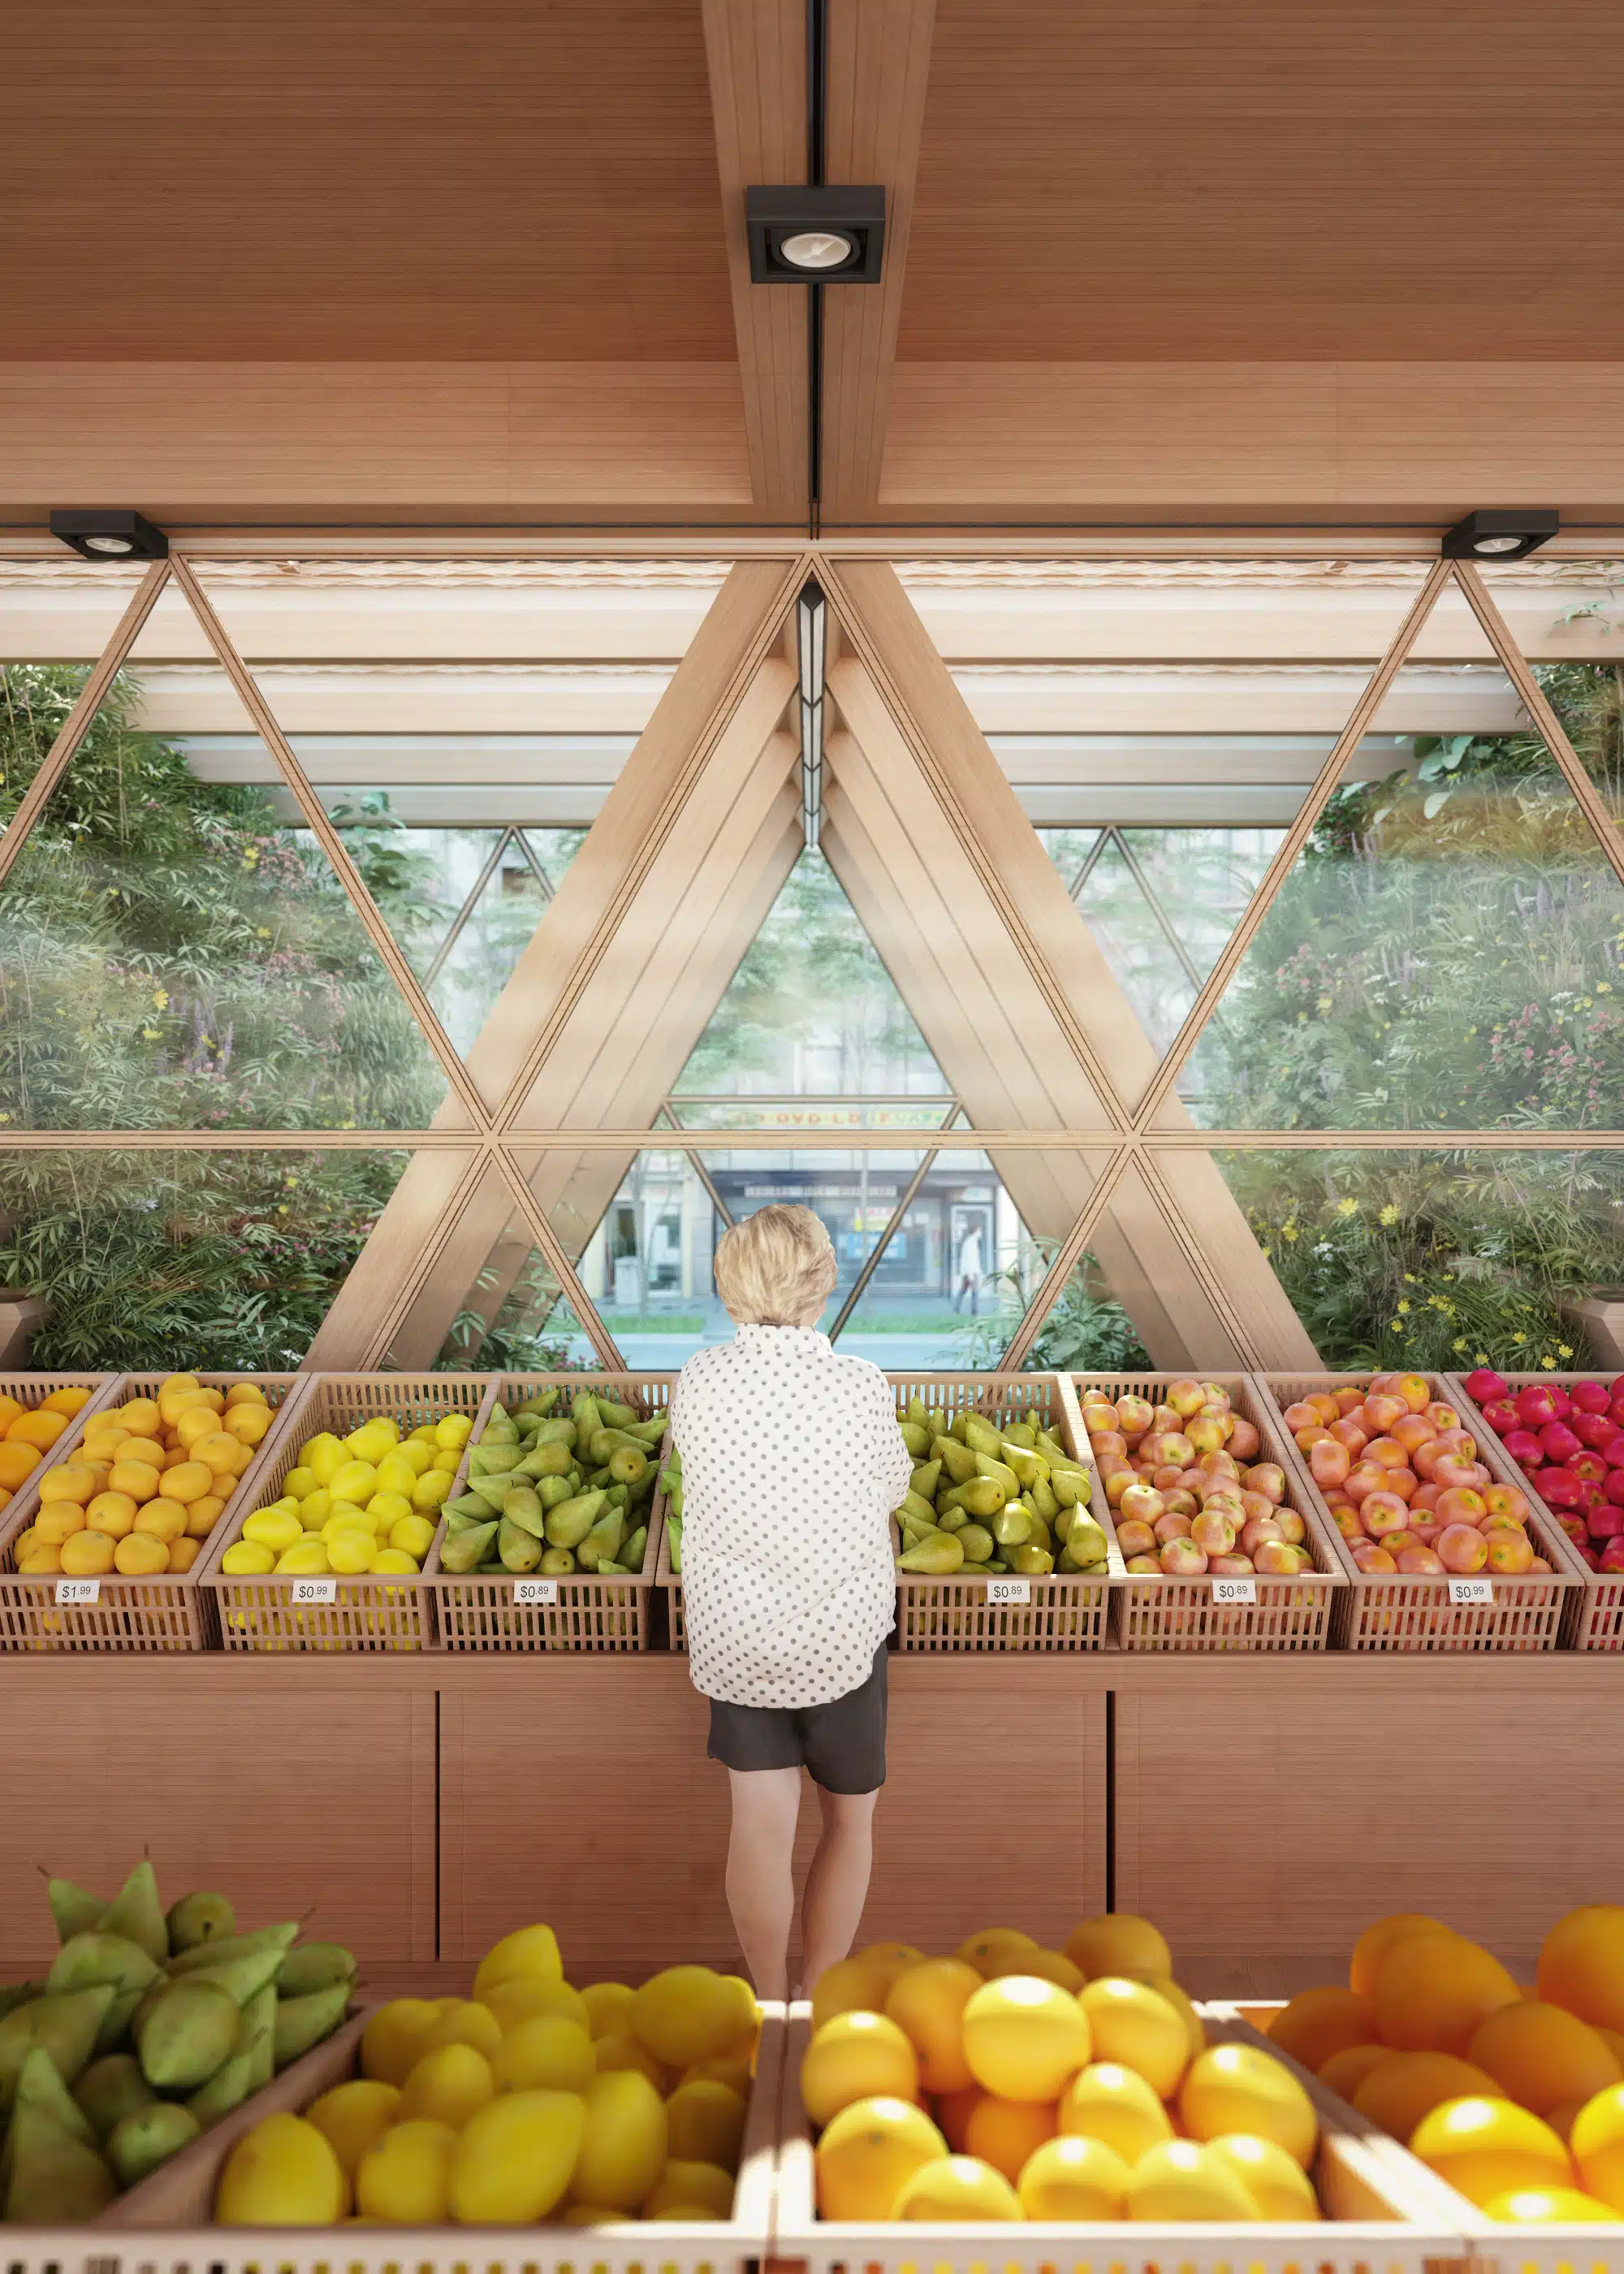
291,1578,336,1606
514,1580,558,1606
54,1578,100,1606
1211,1576,1257,1606
987,1578,1030,1606
1448,1577,1494,1606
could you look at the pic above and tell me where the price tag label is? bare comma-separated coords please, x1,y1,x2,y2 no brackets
1449,1577,1493,1606
291,1578,336,1605
987,1578,1031,1606
514,1580,558,1606
55,1579,100,1606
1212,1576,1257,1606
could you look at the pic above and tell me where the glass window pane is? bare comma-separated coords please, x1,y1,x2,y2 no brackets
1173,656,1624,1131
1209,1147,1624,1373
0,632,458,1131
0,1146,410,1369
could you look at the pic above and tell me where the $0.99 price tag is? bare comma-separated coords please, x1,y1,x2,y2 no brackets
1449,1577,1493,1606
54,1578,100,1606
987,1577,1030,1606
514,1580,558,1606
1211,1576,1257,1606
291,1578,336,1605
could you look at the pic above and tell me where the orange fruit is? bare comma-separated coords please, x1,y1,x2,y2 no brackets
85,1490,138,1539
1374,1933,1521,2056
185,1494,227,1537
1410,2095,1573,2208
885,1960,981,2095
810,1955,892,2034
59,1530,115,1577
957,1928,1040,1978
0,1394,22,1429
134,1499,187,1542
1468,2001,1623,2120
167,1537,201,1573
1350,1914,1451,2002
1539,1910,1624,2034
0,1443,41,1489
41,1386,92,1417
193,1430,242,1476
163,1460,214,1505
1318,2043,1390,2102
37,1463,97,1507
1354,2052,1503,2142
891,2154,1021,2221
33,1505,89,1543
19,1543,63,1574
1059,2060,1173,2164
177,1407,220,1448
964,1978,1093,2103
933,2085,981,2153
814,2096,946,2221
1063,1914,1172,1982
1571,2082,1624,2212
1270,1987,1376,2073
1481,2185,1617,2222
6,1409,67,1450
114,1533,171,1575
963,2095,1057,2184
111,1435,164,1469
114,1399,162,1437
224,1381,268,1408
106,1459,159,1505
801,2012,918,2128
227,1404,272,1446
1179,2043,1317,2168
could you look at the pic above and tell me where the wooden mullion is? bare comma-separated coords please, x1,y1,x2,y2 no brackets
339,1148,490,1372
999,1147,1134,1369
423,828,515,990
0,558,171,892
1134,558,1454,1129
1452,559,1624,892
490,1143,626,1370
827,1148,938,1339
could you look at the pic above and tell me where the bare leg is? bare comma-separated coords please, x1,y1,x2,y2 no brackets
725,1767,801,2001
800,1784,878,1991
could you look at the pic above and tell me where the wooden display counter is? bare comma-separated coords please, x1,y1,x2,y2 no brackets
1,1650,1615,1992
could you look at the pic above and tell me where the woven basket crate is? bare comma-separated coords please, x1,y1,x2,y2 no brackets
1445,1369,1624,1654
426,1371,673,1652
201,1373,492,1653
773,2002,1468,2274
889,1371,1113,1652
1259,1373,1580,1654
1065,1373,1344,1653
58,2003,785,2274
0,1371,210,1654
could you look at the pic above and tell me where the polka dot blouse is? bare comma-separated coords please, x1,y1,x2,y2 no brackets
671,1325,914,1710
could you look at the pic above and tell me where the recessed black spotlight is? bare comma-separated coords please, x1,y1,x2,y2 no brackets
49,508,169,561
747,186,885,283
1441,508,1559,561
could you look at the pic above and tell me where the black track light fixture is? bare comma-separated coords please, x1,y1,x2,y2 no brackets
1441,509,1559,562
746,186,885,283
50,509,169,561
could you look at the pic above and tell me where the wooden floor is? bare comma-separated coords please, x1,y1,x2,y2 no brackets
3,1647,1616,1991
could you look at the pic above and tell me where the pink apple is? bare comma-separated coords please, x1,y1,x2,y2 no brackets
1241,1515,1285,1557
1163,1487,1199,1518
1273,1508,1307,1546
1602,1537,1624,1575
1115,1517,1156,1558
1466,1367,1510,1403
1160,1537,1208,1576
1539,1468,1584,1511
1579,1544,1603,1570
1517,1384,1561,1427
1125,1553,1162,1575
1242,1462,1286,1505
1154,1511,1194,1544
1397,1546,1445,1575
1481,1397,1520,1434
1569,1450,1609,1485
1540,1420,1583,1463
1572,1380,1612,1415
1119,1482,1166,1525
1437,1522,1488,1574
1115,1393,1155,1440
1255,1538,1307,1575
1192,1509,1236,1555
1588,1506,1624,1541
1209,1551,1255,1575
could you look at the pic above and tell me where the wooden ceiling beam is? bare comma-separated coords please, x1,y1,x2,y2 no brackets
702,0,809,521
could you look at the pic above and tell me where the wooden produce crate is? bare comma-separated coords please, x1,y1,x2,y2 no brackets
655,1494,685,1651
1259,1373,1580,1654
1064,1373,1345,1652
425,1371,672,1652
773,2002,1469,2274
1446,1370,1624,1654
201,1373,492,1653
41,2002,786,2274
0,1370,205,1654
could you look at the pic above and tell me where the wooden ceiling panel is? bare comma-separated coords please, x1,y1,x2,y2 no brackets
902,0,1624,362
4,2,736,361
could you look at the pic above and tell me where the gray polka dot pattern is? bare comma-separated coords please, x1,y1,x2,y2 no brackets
671,1325,914,1710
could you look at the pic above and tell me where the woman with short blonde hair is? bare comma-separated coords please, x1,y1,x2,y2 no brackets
671,1204,911,1999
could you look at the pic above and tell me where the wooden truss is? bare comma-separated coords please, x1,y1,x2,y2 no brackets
2,544,1622,1375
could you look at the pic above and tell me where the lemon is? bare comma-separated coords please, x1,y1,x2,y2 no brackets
243,1509,303,1553
473,1922,563,1998
396,1438,435,1476
433,1446,462,1473
813,1953,895,2031
330,1459,379,1505
1129,2138,1263,2220
373,1546,420,1574
1482,2185,1618,2222
631,1967,751,2069
1065,1913,1173,1983
492,2016,595,2094
892,2154,1021,2220
803,2012,918,2127
298,1488,332,1528
221,1541,275,1576
412,1469,453,1511
667,2077,749,2169
1017,2133,1132,2219
304,2081,400,2177
373,1453,419,1496
328,1532,377,1576
962,1976,1093,2102
814,2096,948,2221
581,1982,636,2038
595,2032,663,2086
365,1489,414,1528
572,2068,667,2210
1208,2133,1321,2220
303,1435,345,1485
957,1927,1039,1975
1060,2060,1174,2164
356,2117,456,2222
644,2159,735,2219
283,1466,317,1501
559,2203,622,2227
216,2113,348,2224
420,1999,503,2062
683,2055,754,2100
435,1413,473,1450
345,1419,400,1463
399,2043,496,2130
482,1977,592,2035
450,2089,586,2224
389,1514,436,1560
275,1540,331,1576
1080,1977,1190,2098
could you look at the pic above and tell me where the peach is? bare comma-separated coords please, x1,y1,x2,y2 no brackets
1434,1485,1488,1527
1273,1508,1307,1546
1242,1463,1285,1506
1388,1468,1419,1503
1241,1515,1285,1557
1391,1413,1437,1455
1410,1481,1443,1516
1281,1400,1320,1433
1160,1536,1207,1576
1342,1461,1388,1505
1154,1511,1194,1545
1090,1429,1128,1459
1330,1416,1370,1456
1528,1556,1553,1574
1150,1405,1181,1435
1333,1386,1367,1417
1410,1441,1447,1481
1333,1507,1367,1541
1226,1417,1261,1462
1437,1428,1479,1460
1198,1447,1241,1478
1393,1373,1432,1414
1195,1397,1234,1430
1103,1468,1136,1507
1310,1439,1352,1488
1294,1424,1333,1455
1381,1532,1416,1558
1199,1381,1233,1411
1184,1414,1228,1457
1407,1521,1441,1548
1114,1517,1156,1558
1115,1394,1155,1439
1256,1539,1308,1575
1125,1553,1162,1575
1363,1393,1409,1432
1192,1510,1236,1555
1210,1551,1255,1575
1151,1465,1189,1492
1486,1528,1535,1575
1397,1546,1445,1575
1351,1542,1398,1573
1082,1399,1119,1433
1238,1489,1275,1525
1119,1482,1166,1525
1363,1493,1411,1538
1479,1511,1526,1537
1436,1522,1488,1574
1363,1435,1407,1470
1432,1454,1479,1492
1157,1431,1197,1470
1162,1487,1199,1519
1425,1402,1461,1433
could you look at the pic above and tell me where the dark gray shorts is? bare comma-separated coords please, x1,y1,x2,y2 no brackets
706,1642,888,1794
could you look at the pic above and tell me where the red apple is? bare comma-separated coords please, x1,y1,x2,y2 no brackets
1466,1367,1510,1403
1160,1537,1207,1576
1557,1512,1589,1546
1242,1463,1285,1506
1501,1428,1544,1467
1481,1397,1520,1434
1605,1470,1624,1509
1579,1544,1603,1570
1517,1384,1561,1426
1588,1506,1624,1541
1572,1380,1612,1414
1568,1450,1609,1485
1209,1551,1255,1576
1539,1468,1584,1511
1601,1537,1624,1575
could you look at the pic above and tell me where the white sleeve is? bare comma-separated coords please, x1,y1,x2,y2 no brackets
875,1370,915,1510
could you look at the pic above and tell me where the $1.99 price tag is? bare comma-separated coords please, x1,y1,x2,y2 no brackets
987,1578,1030,1606
291,1578,336,1606
1211,1576,1257,1606
54,1578,100,1606
514,1580,558,1606
1448,1577,1493,1606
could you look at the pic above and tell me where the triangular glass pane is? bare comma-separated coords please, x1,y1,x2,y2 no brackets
1468,562,1624,828
1171,655,1624,1130
671,849,952,1111
0,620,457,1130
0,1144,410,1368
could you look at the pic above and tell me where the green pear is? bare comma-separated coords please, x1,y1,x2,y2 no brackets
41,1876,106,1945
135,1979,238,2090
498,1517,543,1574
73,2052,156,2141
47,1931,160,2004
546,1489,605,1549
620,1524,648,1572
540,1547,577,1576
439,1520,498,1574
897,1533,965,1576
272,1982,351,2071
1050,1465,1091,1508
909,1459,942,1502
500,1485,546,1537
0,1980,45,2022
100,1860,168,1965
9,2047,97,2155
108,2100,201,2186
932,1435,977,1483
167,1922,297,1978
274,1943,356,1999
2,2101,115,2220
0,1987,115,2108
957,1524,996,1564
165,1892,237,1956
167,1941,285,2009
992,1504,1033,1547
898,1421,932,1458
185,1997,268,2124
